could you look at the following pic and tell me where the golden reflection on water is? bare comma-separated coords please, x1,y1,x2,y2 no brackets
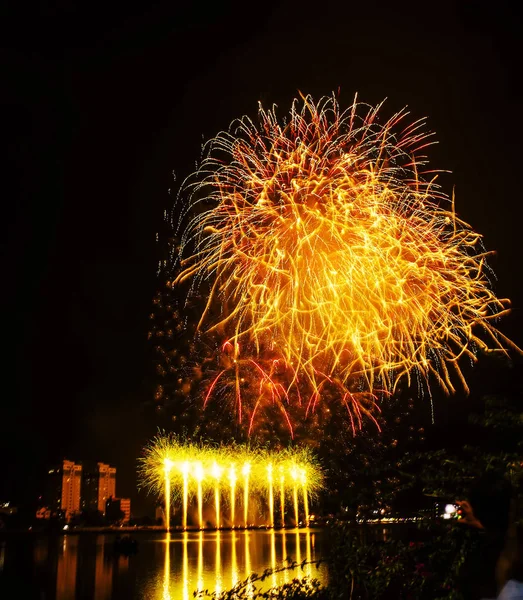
282,530,288,584
215,531,222,596
245,530,253,598
295,528,301,565
94,536,113,600
33,538,48,567
47,529,325,600
52,534,130,600
270,529,277,588
305,528,312,579
163,533,170,600
160,529,325,599
57,535,78,600
182,531,189,600
197,530,204,594
231,530,238,589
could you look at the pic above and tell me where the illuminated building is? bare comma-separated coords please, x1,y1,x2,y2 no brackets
105,497,130,524
80,461,101,512
79,462,117,515
44,460,82,519
44,465,65,515
59,460,82,520
97,463,116,514
118,498,131,523
43,460,119,520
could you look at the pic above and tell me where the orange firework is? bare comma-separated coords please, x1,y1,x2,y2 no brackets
174,93,519,432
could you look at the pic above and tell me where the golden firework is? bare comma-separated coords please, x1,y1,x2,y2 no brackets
174,93,519,429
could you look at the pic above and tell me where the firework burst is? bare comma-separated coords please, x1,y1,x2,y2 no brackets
171,93,519,433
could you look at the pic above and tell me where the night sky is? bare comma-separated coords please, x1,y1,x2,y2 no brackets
2,0,522,515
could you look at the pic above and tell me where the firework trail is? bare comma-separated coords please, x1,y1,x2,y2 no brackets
170,93,518,434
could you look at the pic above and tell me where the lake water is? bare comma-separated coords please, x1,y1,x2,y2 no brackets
0,528,328,599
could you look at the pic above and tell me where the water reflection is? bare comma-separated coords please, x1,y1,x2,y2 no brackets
305,528,312,579
182,531,189,600
197,530,204,593
57,535,78,600
270,529,277,588
0,528,327,599
282,530,288,584
215,531,222,596
34,537,48,566
245,530,253,597
94,536,113,600
295,528,301,566
163,533,170,600
160,529,325,599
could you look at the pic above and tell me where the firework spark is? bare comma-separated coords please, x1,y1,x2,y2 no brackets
138,434,323,528
172,93,519,432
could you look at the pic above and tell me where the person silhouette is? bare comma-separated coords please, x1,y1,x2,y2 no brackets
455,473,519,599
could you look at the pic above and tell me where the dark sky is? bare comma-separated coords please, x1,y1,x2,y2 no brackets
2,0,522,515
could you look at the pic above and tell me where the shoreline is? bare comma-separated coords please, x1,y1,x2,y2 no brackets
0,520,426,537
0,523,328,536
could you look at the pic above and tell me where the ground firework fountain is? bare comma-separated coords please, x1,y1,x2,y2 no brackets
164,458,173,529
212,462,222,529
229,463,236,527
242,462,250,528
267,463,274,528
182,461,189,530
139,434,323,529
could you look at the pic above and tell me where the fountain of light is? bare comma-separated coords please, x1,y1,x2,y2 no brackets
291,466,299,526
267,463,274,528
211,462,222,529
195,462,204,529
242,462,251,528
164,458,173,530
138,436,323,530
229,464,237,527
181,461,189,530
279,465,285,526
301,468,309,526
